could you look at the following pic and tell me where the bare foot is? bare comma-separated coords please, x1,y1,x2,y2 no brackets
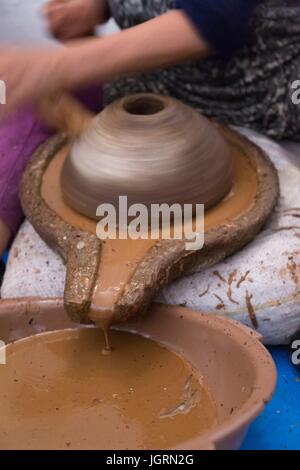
45,0,108,41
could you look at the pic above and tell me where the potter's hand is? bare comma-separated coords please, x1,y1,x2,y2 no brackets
0,47,69,119
45,0,109,41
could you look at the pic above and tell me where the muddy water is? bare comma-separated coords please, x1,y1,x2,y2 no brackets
0,329,217,450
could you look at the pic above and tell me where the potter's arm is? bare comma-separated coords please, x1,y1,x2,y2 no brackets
40,10,211,135
63,10,212,87
0,10,211,118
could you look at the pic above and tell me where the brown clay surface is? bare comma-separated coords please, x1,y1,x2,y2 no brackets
0,328,217,450
21,125,279,324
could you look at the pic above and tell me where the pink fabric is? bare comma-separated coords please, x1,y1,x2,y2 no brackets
0,86,102,235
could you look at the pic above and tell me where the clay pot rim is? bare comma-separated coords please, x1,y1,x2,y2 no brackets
0,297,277,450
118,93,171,120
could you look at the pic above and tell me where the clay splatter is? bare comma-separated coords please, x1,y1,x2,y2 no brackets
245,291,258,329
274,226,300,232
227,286,239,305
198,285,210,298
228,270,237,285
283,251,300,256
214,294,225,310
226,270,239,305
237,270,250,288
159,375,200,419
287,256,299,287
213,271,226,283
282,208,300,214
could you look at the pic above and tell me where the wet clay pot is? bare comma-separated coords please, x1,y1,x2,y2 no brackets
0,299,276,450
21,93,279,325
60,93,233,219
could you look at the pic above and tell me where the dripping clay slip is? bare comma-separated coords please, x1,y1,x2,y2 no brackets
0,300,276,450
21,93,279,326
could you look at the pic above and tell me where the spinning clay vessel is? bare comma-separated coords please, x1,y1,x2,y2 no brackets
61,94,233,219
21,93,279,325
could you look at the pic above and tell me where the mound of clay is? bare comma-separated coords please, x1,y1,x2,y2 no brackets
61,94,233,219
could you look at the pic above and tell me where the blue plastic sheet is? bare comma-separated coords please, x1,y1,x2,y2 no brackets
242,347,300,450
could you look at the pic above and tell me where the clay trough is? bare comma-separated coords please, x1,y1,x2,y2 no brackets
20,93,279,325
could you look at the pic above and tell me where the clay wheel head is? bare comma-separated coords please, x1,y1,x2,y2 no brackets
61,93,233,220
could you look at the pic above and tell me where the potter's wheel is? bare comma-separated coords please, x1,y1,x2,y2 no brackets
20,94,279,324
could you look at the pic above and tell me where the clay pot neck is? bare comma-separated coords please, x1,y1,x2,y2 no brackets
122,95,166,116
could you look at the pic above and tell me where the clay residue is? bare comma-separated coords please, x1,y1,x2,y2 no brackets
282,207,300,214
245,291,258,329
214,294,225,310
159,375,200,419
227,287,239,305
274,226,300,232
213,271,226,283
226,270,239,305
287,256,299,287
237,271,251,288
228,270,237,286
198,285,210,298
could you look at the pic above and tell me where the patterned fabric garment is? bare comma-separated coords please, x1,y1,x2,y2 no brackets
106,0,300,139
